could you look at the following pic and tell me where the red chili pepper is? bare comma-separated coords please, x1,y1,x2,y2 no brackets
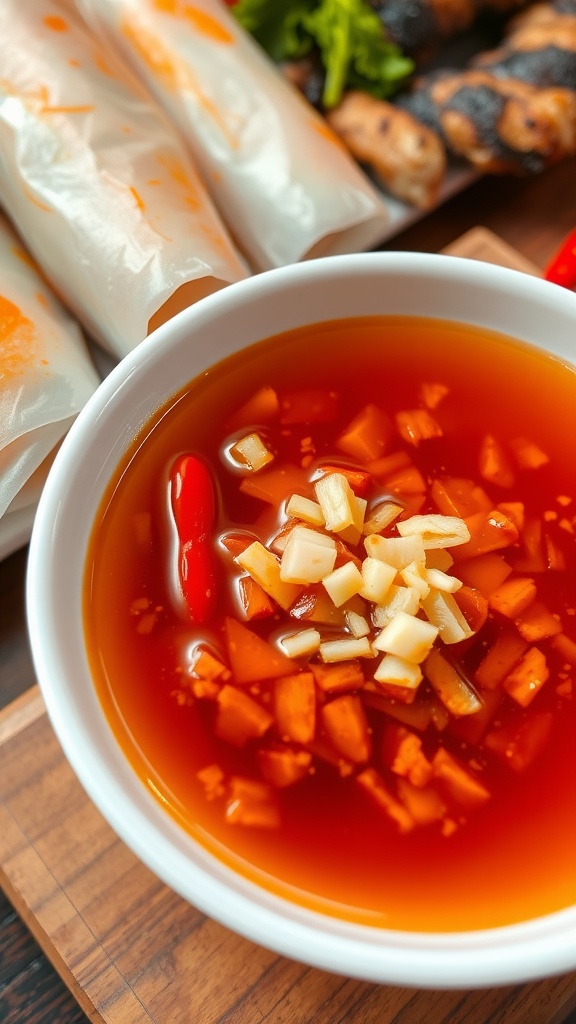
544,228,576,290
170,454,218,624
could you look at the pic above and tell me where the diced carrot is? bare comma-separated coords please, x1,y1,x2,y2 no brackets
239,464,311,506
311,660,364,694
279,389,339,424
454,585,489,633
544,532,567,571
452,510,519,562
385,465,427,496
191,678,221,700
512,517,546,572
215,685,274,746
289,584,347,626
381,723,433,787
370,679,418,704
503,647,549,707
449,686,503,746
497,502,525,533
225,777,280,828
396,408,442,446
356,767,414,833
224,618,297,684
397,493,427,517
220,531,255,558
193,648,230,681
396,778,446,825
316,464,373,497
456,552,512,597
321,694,372,763
488,576,537,619
420,382,449,409
196,764,226,801
305,736,354,776
367,450,411,478
361,690,433,730
226,386,280,430
484,711,553,772
238,576,276,621
424,649,483,717
273,672,316,744
258,747,312,788
336,404,392,463
515,602,562,642
474,627,529,690
430,476,492,518
432,748,490,809
478,434,515,488
509,436,549,470
551,633,576,665
333,538,364,569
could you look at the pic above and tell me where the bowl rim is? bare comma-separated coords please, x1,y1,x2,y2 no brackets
26,251,576,989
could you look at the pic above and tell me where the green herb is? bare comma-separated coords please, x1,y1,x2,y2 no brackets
233,0,414,109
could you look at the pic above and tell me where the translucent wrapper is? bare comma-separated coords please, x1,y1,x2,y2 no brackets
0,213,100,531
0,0,247,358
75,0,391,271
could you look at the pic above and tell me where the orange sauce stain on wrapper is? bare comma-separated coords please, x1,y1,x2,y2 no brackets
43,15,68,32
153,0,234,44
0,296,40,378
121,15,240,149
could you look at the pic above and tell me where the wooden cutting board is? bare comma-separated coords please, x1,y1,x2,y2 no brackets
2,229,575,1024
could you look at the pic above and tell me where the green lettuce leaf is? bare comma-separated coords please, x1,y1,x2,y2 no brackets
233,0,414,108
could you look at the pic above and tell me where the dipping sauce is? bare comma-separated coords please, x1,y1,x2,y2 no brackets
84,315,576,932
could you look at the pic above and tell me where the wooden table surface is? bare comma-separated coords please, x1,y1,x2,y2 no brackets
1,157,576,1024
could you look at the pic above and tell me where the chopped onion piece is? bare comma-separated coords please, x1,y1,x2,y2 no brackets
397,514,470,549
229,432,274,472
421,589,474,644
424,567,462,593
373,610,439,663
236,541,301,610
374,653,423,690
322,561,364,607
363,501,403,535
280,628,322,658
360,556,396,604
280,526,337,584
399,560,430,601
364,533,425,569
314,472,356,533
345,609,371,638
286,493,325,527
372,584,421,627
425,649,482,716
320,636,374,662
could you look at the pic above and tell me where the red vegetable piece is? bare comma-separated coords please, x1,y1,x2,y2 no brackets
544,227,576,290
170,454,218,624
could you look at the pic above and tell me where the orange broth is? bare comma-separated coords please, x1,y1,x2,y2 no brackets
84,315,576,932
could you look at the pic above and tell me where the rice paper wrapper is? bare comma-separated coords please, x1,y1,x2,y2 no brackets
75,0,391,271
0,0,247,358
0,213,100,522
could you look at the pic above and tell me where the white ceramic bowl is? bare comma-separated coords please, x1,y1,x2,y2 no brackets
27,253,576,990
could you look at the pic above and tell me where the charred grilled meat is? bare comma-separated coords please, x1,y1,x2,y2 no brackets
396,1,576,172
369,0,531,53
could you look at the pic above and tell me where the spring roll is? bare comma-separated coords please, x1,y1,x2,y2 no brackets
0,213,100,522
0,0,247,358
75,0,391,271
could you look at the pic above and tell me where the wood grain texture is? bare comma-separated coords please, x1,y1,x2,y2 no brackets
1,699,576,1024
1,223,576,1024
